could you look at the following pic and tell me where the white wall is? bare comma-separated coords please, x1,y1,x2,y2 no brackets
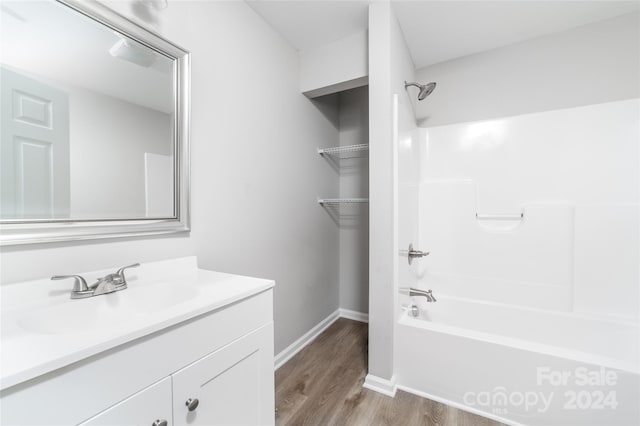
337,86,369,314
414,12,640,127
69,87,172,218
300,31,368,98
0,0,341,356
367,1,416,383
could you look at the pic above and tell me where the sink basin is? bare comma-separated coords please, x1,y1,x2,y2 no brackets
0,256,277,393
17,281,199,335
121,281,199,314
17,300,129,335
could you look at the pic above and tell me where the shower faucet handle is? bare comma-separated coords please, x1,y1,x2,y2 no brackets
408,243,429,265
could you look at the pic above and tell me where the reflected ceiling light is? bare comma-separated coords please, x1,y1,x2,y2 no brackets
109,38,157,68
141,0,168,10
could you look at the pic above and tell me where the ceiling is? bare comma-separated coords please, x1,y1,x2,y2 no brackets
245,0,370,52
394,1,640,69
1,0,173,112
246,0,639,69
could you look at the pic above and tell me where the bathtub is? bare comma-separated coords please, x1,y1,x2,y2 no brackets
394,296,640,426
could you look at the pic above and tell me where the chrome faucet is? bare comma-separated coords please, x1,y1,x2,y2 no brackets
50,275,93,299
100,263,140,291
90,276,118,297
51,263,139,299
410,288,437,302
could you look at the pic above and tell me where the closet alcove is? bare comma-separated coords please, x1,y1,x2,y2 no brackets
314,85,369,318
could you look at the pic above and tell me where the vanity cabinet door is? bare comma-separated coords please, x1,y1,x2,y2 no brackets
172,323,274,426
78,377,172,426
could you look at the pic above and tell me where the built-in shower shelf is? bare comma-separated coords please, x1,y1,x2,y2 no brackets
318,198,369,205
317,143,369,157
475,212,524,220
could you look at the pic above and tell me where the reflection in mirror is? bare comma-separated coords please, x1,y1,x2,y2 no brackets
1,0,175,221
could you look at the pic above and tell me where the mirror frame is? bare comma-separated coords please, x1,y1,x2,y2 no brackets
0,0,190,245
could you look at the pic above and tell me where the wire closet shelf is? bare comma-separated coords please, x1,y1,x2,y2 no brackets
317,143,369,157
317,198,369,205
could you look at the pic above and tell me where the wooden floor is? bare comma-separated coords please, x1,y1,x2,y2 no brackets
275,318,505,426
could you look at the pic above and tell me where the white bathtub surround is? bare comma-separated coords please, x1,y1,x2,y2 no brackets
363,373,398,398
396,313,639,426
396,99,639,425
274,308,368,371
401,298,638,375
0,257,275,425
394,384,526,426
413,99,639,319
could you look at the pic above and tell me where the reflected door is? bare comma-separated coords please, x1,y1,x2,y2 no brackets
1,67,69,219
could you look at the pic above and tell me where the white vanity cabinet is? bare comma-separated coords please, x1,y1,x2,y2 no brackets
79,378,173,426
0,260,275,426
172,324,274,426
79,323,274,426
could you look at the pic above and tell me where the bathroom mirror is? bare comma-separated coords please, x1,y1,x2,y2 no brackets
0,0,190,245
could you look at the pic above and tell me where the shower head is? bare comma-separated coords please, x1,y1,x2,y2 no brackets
404,81,437,100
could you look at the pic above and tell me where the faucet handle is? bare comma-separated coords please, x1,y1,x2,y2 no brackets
407,243,429,265
115,263,140,287
51,275,89,293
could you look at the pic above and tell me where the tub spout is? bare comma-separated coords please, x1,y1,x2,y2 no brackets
410,288,436,302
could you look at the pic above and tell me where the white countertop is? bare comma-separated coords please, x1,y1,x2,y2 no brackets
0,257,274,390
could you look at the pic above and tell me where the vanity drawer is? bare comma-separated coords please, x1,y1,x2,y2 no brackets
78,377,172,426
0,289,273,426
172,323,274,426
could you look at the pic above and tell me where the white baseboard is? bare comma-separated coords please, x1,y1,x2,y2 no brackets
274,309,340,370
363,374,397,397
396,384,524,426
339,308,368,323
274,308,369,371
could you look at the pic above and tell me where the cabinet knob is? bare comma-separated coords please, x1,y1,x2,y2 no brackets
185,398,199,412
152,420,168,426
